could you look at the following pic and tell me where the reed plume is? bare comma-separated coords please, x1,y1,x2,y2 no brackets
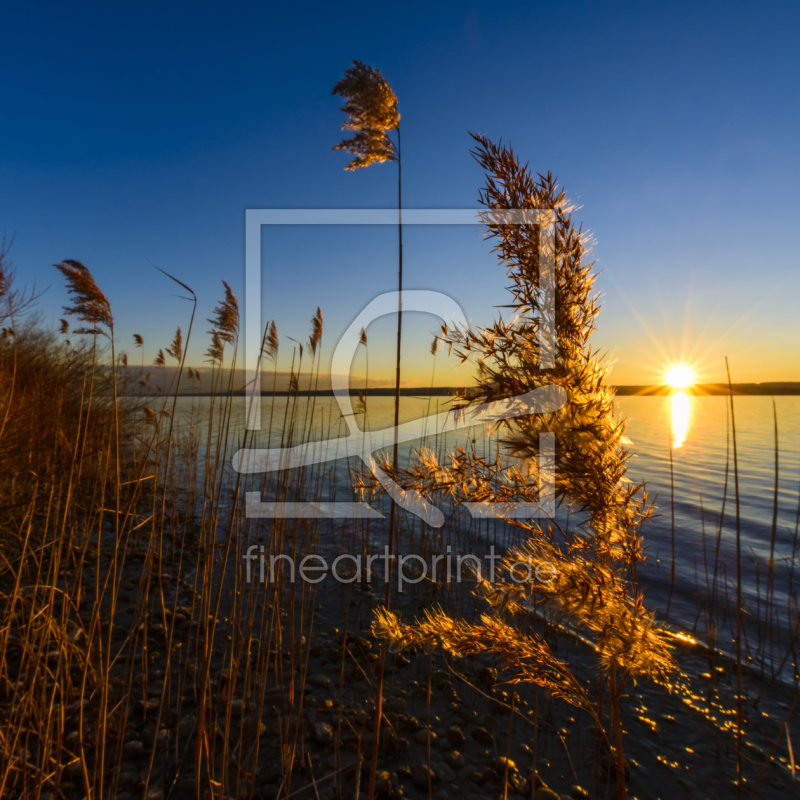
374,607,596,714
208,280,239,345
166,326,183,361
332,60,399,170
265,320,279,361
54,259,113,333
308,306,323,357
205,329,224,364
367,134,674,800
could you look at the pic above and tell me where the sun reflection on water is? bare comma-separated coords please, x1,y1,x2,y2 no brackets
670,391,691,448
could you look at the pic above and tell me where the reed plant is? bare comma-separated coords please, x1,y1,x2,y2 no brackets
1,139,798,800
369,134,675,800
333,60,404,798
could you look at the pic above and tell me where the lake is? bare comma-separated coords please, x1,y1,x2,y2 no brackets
172,391,800,677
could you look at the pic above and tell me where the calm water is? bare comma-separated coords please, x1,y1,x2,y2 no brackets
622,394,800,652
175,392,800,664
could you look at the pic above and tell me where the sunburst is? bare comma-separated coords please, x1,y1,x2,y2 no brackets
665,364,694,389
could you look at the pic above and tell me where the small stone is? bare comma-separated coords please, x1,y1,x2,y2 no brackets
478,667,497,688
570,787,589,800
533,790,561,800
414,728,436,745
145,789,164,800
312,721,334,745
447,725,465,746
326,753,357,770
470,726,494,745
411,764,437,789
385,697,406,713
64,761,83,777
308,673,331,689
431,761,455,782
435,735,452,751
122,740,145,757
489,756,517,774
596,754,630,782
375,770,393,794
178,714,196,735
433,791,449,800
445,750,465,769
477,713,496,729
384,732,410,754
119,771,138,788
510,776,530,794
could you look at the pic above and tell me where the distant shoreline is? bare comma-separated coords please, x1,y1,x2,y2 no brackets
612,382,800,396
145,382,800,398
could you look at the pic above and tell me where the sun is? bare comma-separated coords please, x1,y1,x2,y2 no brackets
665,364,694,389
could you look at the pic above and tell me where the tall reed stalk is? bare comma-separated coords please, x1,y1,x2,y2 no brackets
332,59,403,799
726,357,745,797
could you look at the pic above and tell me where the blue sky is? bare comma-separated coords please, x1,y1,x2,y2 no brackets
2,0,799,386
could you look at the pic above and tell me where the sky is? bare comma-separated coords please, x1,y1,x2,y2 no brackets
2,0,799,388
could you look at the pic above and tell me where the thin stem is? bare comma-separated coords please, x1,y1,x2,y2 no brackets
609,669,627,800
369,121,402,800
726,357,744,797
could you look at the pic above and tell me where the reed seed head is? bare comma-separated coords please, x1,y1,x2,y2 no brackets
54,259,113,331
332,60,399,170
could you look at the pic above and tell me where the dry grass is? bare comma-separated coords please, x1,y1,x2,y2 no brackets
1,147,798,800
